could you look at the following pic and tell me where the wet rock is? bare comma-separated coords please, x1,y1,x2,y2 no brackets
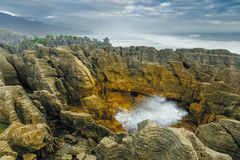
137,119,158,131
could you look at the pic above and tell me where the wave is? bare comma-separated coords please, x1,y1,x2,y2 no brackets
82,33,240,54
108,33,240,54
115,96,188,132
189,34,201,38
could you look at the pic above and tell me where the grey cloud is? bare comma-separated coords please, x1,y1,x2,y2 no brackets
0,0,240,34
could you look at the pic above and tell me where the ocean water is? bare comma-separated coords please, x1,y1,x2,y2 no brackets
115,96,188,132
174,33,240,41
89,33,240,54
109,33,240,54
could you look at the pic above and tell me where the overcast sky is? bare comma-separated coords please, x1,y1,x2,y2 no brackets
0,0,240,34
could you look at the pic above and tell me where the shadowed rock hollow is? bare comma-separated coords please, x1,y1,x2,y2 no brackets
0,40,240,159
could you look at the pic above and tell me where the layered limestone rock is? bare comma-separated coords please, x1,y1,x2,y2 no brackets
0,155,16,160
0,86,46,124
196,118,240,160
0,44,240,159
86,47,240,128
95,120,232,160
2,45,240,131
60,111,112,142
0,72,5,86
0,121,54,158
0,140,17,159
6,45,99,110
0,122,51,152
0,48,19,86
54,134,98,160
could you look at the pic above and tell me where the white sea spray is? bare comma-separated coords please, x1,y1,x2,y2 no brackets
115,96,188,132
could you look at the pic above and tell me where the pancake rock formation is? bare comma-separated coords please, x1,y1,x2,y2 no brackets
0,41,240,159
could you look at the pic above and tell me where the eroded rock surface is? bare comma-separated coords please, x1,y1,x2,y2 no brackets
0,43,240,159
0,121,54,159
95,120,232,160
0,86,46,124
0,121,53,152
1,45,240,130
196,118,240,160
60,111,112,142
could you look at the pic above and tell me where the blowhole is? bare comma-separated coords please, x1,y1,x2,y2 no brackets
115,96,188,132
130,92,138,97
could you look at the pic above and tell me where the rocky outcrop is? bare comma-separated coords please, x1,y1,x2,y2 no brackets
0,140,17,159
0,72,5,86
0,41,240,159
0,121,52,152
196,118,240,160
0,48,20,86
60,111,112,142
54,135,97,160
86,47,240,128
0,155,16,160
0,121,54,159
0,86,46,124
2,45,240,131
95,120,232,160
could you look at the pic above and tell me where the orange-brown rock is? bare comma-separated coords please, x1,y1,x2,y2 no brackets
85,47,240,127
60,111,113,141
0,121,53,153
1,46,240,133
1,40,240,159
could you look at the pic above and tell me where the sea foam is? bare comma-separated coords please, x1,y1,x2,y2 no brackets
115,96,188,132
110,34,240,54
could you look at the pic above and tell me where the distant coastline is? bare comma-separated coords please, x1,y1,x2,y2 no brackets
87,33,240,54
